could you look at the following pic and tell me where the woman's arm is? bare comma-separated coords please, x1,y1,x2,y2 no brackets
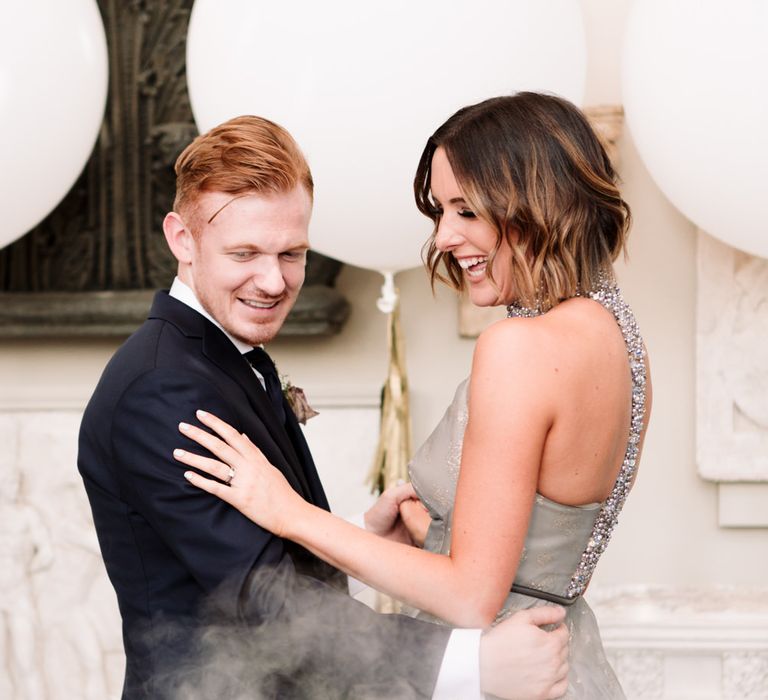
178,321,554,627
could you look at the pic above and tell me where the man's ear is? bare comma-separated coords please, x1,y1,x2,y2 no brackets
163,211,195,264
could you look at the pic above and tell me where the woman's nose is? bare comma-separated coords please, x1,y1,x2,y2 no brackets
434,217,464,252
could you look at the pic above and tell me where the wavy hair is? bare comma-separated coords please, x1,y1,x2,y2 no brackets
173,115,313,227
414,93,631,309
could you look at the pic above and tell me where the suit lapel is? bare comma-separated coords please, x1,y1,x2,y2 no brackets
201,325,315,500
282,402,331,512
149,292,314,501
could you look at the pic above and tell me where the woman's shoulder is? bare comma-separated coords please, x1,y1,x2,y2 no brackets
473,296,625,375
471,313,562,389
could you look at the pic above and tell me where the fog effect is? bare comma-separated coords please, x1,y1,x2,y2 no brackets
143,561,441,699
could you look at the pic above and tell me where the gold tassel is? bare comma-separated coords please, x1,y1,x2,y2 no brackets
367,296,412,494
367,293,412,614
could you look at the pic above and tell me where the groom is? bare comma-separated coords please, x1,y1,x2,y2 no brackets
78,115,568,699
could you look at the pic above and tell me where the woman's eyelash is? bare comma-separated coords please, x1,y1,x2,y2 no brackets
426,200,475,219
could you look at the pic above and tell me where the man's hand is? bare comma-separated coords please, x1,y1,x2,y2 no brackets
399,498,430,547
479,605,569,700
363,481,420,544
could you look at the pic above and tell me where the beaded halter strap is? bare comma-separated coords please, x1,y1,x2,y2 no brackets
507,278,648,601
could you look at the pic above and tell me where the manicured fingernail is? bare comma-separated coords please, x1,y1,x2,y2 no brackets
179,422,190,432
196,410,208,418
173,449,186,458
184,471,194,480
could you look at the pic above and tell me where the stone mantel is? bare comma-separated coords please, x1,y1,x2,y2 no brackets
591,584,768,700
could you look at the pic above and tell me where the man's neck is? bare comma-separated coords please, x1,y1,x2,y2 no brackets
169,277,253,354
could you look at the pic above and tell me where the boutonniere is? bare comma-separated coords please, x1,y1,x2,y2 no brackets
280,374,319,425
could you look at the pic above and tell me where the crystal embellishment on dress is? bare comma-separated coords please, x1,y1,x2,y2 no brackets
507,274,648,600
505,300,543,318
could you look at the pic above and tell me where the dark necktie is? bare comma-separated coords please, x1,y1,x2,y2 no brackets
245,347,286,424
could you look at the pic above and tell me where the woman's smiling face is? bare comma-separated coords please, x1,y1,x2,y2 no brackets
430,147,516,307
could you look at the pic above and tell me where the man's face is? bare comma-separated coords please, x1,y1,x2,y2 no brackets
182,186,311,346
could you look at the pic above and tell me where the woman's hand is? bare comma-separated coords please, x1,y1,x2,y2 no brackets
174,410,304,538
399,497,431,548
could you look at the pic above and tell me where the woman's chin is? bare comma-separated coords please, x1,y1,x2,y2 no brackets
467,288,508,309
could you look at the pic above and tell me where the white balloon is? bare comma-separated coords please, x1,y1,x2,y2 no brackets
0,0,108,249
187,0,586,273
623,0,768,259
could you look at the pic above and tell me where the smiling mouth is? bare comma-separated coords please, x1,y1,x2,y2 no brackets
239,298,280,310
457,256,488,278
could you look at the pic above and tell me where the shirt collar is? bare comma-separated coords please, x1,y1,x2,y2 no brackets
169,277,254,355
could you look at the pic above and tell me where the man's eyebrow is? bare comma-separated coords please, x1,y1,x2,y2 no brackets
222,242,262,251
222,243,311,252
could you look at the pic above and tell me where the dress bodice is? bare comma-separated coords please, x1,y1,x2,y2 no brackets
410,378,604,608
409,281,647,608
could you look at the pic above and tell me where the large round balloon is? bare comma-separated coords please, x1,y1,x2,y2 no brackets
187,0,586,273
0,0,108,249
623,0,768,259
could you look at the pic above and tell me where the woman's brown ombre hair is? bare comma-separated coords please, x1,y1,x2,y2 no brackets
414,92,631,310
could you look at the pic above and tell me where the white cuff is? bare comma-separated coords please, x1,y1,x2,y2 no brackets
432,628,482,699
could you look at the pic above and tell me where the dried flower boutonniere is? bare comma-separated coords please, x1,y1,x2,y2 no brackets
280,374,319,425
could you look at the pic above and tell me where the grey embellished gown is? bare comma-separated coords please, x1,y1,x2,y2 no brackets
408,283,647,699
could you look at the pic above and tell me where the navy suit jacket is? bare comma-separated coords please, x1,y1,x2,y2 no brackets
78,292,450,699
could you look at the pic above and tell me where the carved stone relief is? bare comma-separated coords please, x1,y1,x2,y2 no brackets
723,652,768,699
0,0,348,337
0,411,125,699
696,231,768,481
613,651,664,699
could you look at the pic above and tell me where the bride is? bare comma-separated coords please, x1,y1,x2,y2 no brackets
175,92,652,698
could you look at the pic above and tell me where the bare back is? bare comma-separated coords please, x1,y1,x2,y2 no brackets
533,296,652,506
